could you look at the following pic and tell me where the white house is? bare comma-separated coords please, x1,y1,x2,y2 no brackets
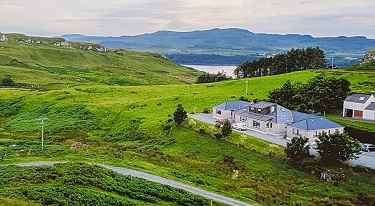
286,116,344,143
214,100,344,143
343,93,375,121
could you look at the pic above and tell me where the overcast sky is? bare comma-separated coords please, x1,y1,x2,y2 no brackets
1,0,374,38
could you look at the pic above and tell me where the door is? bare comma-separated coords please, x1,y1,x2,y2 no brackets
353,110,363,119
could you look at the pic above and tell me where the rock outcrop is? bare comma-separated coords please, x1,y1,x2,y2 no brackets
0,32,8,42
360,50,375,64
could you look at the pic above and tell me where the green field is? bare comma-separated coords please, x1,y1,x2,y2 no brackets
0,35,375,205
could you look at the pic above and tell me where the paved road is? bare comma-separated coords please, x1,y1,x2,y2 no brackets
16,161,253,206
189,113,375,169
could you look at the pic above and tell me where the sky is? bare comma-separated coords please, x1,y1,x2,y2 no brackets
0,0,374,39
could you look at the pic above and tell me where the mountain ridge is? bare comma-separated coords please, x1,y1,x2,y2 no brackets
61,28,375,66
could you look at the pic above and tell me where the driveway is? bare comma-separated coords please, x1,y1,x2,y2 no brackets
15,161,253,206
188,113,375,169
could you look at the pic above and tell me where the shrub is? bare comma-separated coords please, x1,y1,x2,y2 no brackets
202,107,210,113
285,136,311,162
173,104,187,125
221,120,232,137
315,131,362,164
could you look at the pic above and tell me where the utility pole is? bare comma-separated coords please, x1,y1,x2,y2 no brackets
36,117,48,151
245,79,248,97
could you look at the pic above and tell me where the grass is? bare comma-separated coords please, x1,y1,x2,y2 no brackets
0,33,201,89
0,162,220,206
1,37,375,205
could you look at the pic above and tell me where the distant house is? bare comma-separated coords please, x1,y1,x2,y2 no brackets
343,93,375,121
212,101,251,120
214,100,344,142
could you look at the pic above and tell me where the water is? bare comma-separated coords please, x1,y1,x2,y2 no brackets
183,65,237,77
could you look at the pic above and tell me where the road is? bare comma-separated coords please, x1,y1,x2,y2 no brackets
188,113,375,169
15,161,253,206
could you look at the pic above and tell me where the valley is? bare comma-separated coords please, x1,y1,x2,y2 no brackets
0,33,375,205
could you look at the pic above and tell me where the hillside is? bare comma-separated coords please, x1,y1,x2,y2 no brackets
0,33,200,89
62,28,375,66
344,49,375,71
0,68,375,205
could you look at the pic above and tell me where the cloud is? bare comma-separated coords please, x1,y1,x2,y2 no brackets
0,0,374,38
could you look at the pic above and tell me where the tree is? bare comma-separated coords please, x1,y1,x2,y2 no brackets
268,74,351,112
285,136,311,162
315,131,362,164
221,120,232,137
1,77,15,86
173,104,187,125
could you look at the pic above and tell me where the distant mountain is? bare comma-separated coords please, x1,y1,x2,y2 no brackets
62,28,375,66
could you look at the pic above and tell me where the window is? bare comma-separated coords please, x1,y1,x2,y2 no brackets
240,116,247,122
253,120,260,128
313,131,318,137
216,110,221,114
359,97,365,101
293,128,300,135
266,122,272,128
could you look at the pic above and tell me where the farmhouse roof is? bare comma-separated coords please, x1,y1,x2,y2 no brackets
213,101,250,111
344,93,371,104
365,102,375,111
235,108,274,122
289,117,343,130
249,101,276,109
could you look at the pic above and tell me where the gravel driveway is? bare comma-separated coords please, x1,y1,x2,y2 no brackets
188,113,375,169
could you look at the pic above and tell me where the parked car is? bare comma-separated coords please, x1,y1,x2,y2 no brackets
215,119,227,125
232,123,247,131
361,143,375,152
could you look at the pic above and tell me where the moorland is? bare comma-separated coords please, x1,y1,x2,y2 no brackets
0,34,375,205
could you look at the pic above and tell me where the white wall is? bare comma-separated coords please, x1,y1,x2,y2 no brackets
213,108,233,120
287,127,345,143
364,110,375,120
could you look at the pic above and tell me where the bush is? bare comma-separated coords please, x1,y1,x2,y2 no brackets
1,77,15,86
202,107,210,113
285,136,311,162
221,120,232,137
173,104,187,125
315,131,362,164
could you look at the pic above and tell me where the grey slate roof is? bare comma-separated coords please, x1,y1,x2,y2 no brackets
213,101,251,111
271,105,293,123
290,117,343,130
365,102,375,111
235,108,274,122
345,94,371,104
250,101,276,109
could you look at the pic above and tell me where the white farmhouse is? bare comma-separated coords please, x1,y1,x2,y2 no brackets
343,93,375,121
213,100,344,143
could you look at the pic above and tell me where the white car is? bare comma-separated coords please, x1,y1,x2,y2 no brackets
362,143,375,152
232,123,247,131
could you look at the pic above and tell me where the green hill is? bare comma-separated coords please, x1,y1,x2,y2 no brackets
345,49,375,71
0,69,375,205
1,34,375,205
0,33,200,89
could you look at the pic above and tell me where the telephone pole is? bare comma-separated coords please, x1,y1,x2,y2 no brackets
36,117,48,151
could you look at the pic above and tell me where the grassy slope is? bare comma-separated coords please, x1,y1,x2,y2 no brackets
0,34,200,89
0,69,375,205
0,162,219,206
1,36,375,205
